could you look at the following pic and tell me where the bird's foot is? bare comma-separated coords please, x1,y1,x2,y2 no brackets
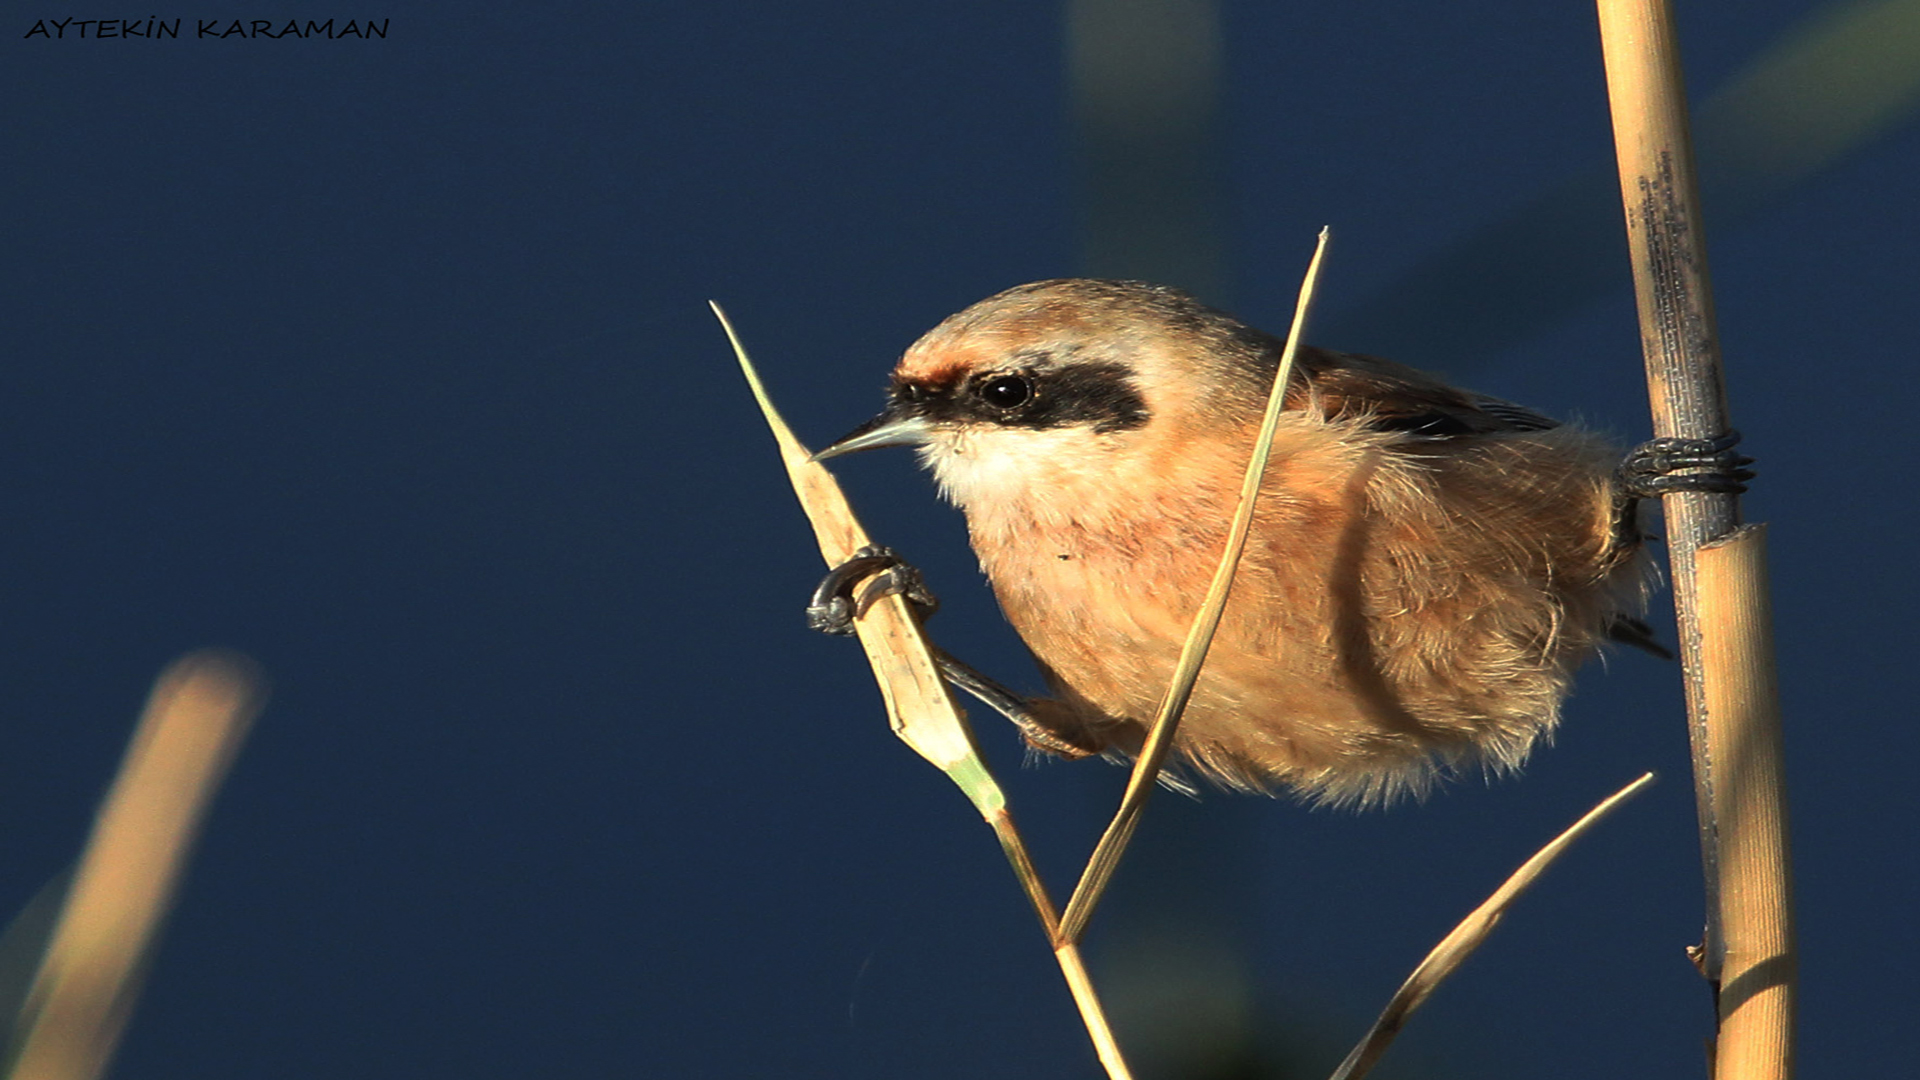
806,544,939,636
804,547,1095,759
1618,430,1754,497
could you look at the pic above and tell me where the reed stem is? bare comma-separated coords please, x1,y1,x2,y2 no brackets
1594,3,1796,1074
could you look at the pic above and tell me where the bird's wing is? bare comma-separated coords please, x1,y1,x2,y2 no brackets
1290,348,1560,437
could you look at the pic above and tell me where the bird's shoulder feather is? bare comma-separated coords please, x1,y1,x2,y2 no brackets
1288,348,1559,437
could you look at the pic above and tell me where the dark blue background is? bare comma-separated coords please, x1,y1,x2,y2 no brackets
4,2,1911,1076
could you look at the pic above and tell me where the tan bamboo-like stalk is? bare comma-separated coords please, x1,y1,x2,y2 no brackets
1693,526,1794,1079
1594,2,1795,1075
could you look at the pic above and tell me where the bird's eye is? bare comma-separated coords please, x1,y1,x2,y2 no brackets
976,374,1033,410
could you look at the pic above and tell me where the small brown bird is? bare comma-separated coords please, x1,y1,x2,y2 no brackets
810,279,1748,805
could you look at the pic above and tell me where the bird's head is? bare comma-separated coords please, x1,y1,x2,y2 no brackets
815,279,1284,517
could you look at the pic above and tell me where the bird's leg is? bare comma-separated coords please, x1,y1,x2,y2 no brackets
926,647,1098,759
805,546,1098,759
1617,430,1755,498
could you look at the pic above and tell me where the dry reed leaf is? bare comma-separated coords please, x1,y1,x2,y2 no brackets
712,302,998,804
1058,228,1330,944
715,303,1133,1079
7,651,266,1080
1327,771,1657,1080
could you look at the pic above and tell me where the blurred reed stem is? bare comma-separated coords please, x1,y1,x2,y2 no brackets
6,652,265,1080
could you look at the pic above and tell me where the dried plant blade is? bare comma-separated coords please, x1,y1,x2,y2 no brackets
981,809,1132,1080
6,651,266,1080
1057,228,1330,944
1053,938,1131,1078
712,301,993,800
1327,772,1657,1080
716,304,1134,1079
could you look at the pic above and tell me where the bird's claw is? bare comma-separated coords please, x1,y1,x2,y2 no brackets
1618,430,1755,497
805,544,939,636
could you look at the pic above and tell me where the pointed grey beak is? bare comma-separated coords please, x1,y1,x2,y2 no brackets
811,410,936,461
